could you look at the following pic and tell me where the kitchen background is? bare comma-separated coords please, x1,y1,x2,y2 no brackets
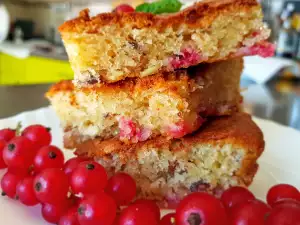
1,0,300,130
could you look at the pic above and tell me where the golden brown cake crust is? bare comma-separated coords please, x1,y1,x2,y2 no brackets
46,70,196,96
59,0,259,33
46,58,243,97
188,113,264,154
70,113,264,164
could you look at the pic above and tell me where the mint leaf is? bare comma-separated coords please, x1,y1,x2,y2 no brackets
136,0,183,14
136,3,154,13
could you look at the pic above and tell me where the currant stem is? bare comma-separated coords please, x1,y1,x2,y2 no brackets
15,122,22,135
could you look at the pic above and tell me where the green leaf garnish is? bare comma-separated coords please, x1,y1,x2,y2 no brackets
136,0,183,14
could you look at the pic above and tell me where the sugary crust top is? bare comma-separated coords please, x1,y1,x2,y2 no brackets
59,0,259,33
72,113,264,160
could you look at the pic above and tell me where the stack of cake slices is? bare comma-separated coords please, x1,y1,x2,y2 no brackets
47,0,272,208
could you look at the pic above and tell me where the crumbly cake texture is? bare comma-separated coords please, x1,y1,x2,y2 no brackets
59,0,273,84
69,113,264,208
47,59,243,143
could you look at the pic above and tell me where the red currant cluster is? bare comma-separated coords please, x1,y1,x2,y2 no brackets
161,184,300,225
0,125,155,225
221,185,300,225
1,125,300,225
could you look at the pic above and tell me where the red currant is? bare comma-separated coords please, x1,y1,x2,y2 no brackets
272,199,300,209
265,204,300,225
42,199,73,224
221,186,255,209
3,136,35,170
0,128,16,142
16,176,39,206
267,184,300,207
160,213,176,225
8,166,30,177
78,193,117,225
69,194,81,208
230,199,271,225
34,168,69,204
0,140,7,169
34,145,64,172
63,157,89,178
112,217,120,225
59,207,80,225
113,4,135,13
176,192,228,225
1,171,24,198
106,172,136,205
22,124,52,149
119,201,160,225
70,161,108,195
134,199,161,222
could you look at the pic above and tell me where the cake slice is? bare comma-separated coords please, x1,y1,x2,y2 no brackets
68,113,264,208
47,59,243,144
59,0,273,85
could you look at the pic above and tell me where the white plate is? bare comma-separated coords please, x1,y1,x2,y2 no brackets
0,107,300,225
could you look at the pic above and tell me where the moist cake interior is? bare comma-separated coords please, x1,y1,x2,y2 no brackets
96,142,257,208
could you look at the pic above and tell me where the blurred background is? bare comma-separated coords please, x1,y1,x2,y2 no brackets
1,0,300,130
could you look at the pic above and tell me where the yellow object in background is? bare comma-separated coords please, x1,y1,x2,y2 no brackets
292,14,300,31
0,53,73,85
